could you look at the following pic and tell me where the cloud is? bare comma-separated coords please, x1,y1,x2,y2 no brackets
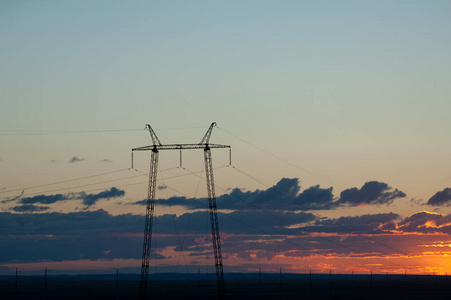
337,181,406,206
11,204,50,212
101,159,113,163
0,207,317,265
397,211,449,233
1,190,24,204
0,210,144,263
137,210,317,236
48,159,63,164
68,156,85,163
410,198,423,206
1,208,450,273
223,210,316,234
218,178,302,210
158,185,167,190
79,187,125,206
134,178,405,211
20,193,69,204
0,178,417,271
0,210,141,236
135,178,331,211
6,188,125,207
303,212,401,234
132,199,147,206
427,188,451,206
295,185,335,210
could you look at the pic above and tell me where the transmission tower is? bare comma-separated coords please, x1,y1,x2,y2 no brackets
132,122,229,299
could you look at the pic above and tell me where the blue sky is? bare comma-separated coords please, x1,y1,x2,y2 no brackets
1,1,451,275
1,0,449,201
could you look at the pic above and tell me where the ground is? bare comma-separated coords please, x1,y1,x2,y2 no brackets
1,274,450,299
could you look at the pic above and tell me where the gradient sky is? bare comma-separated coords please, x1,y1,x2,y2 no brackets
1,1,451,276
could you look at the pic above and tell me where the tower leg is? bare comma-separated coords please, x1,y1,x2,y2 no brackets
139,149,159,299
204,148,226,299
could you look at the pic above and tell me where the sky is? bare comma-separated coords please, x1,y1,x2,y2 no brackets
1,0,451,276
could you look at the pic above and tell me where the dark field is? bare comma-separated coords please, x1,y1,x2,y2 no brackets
1,273,451,299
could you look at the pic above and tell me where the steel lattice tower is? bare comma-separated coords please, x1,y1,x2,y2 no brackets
132,123,229,299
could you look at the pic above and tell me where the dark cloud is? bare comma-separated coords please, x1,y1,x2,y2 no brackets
0,207,316,264
1,207,449,271
337,181,406,206
427,188,451,206
0,178,421,271
134,178,404,211
147,210,316,236
295,185,335,210
78,187,125,206
397,211,446,233
0,210,141,236
158,185,167,190
0,190,24,204
68,156,85,163
20,193,69,204
217,210,314,235
135,178,331,211
132,197,195,208
11,204,50,212
217,178,301,210
155,196,203,210
101,158,113,163
5,188,125,207
133,199,147,206
300,213,401,234
0,210,144,263
221,231,449,270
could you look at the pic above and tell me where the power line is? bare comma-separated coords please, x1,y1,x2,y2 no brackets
0,167,182,197
0,129,142,135
0,173,143,201
215,126,449,270
0,168,130,194
219,126,415,216
217,127,345,189
157,165,189,272
0,126,207,136
0,167,193,201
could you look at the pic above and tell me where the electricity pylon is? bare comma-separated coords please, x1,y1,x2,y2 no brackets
132,122,229,299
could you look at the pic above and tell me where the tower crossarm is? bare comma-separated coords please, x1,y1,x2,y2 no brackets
145,124,162,146
132,143,230,151
200,122,217,145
